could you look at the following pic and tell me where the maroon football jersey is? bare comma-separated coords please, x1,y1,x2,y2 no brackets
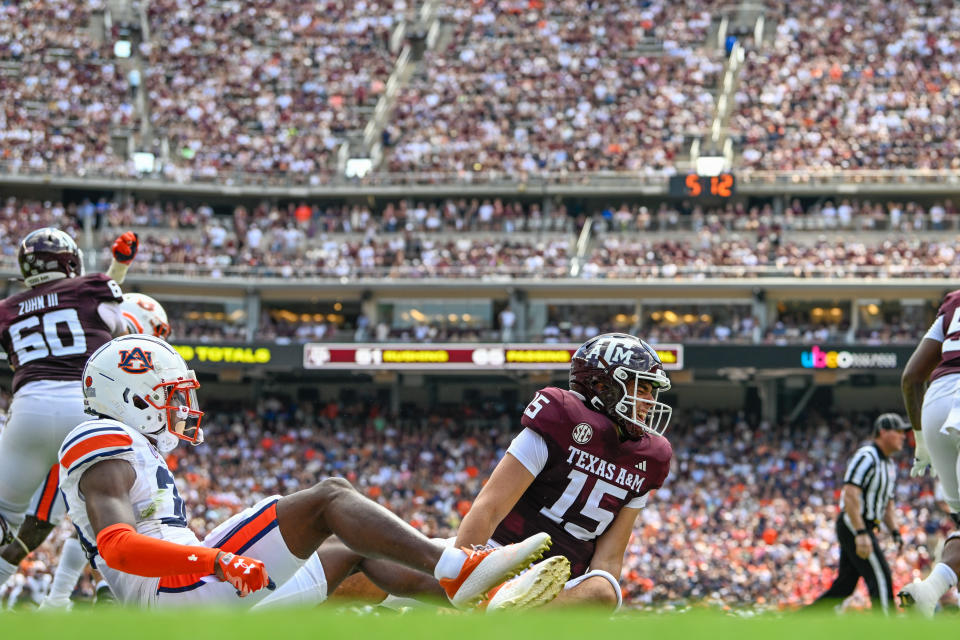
492,387,672,577
931,290,960,382
0,274,123,392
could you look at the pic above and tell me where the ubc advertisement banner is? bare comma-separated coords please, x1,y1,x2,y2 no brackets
681,344,906,370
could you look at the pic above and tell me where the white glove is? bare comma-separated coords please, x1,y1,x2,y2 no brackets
911,430,935,478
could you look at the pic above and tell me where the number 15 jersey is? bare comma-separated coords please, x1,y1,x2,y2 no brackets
0,274,123,392
492,387,673,577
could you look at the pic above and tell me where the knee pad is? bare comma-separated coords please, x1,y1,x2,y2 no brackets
564,569,622,610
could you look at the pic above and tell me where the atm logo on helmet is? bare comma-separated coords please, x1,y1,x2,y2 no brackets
118,347,155,373
800,345,897,369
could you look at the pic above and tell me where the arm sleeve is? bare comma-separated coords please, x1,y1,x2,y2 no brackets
105,260,130,285
96,523,219,577
925,315,946,343
506,428,549,476
97,302,126,336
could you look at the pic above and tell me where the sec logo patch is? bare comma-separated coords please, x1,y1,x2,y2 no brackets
572,423,593,444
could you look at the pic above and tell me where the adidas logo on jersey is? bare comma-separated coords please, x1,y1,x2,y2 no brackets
635,460,646,471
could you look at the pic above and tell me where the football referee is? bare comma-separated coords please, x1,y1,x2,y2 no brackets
811,413,908,614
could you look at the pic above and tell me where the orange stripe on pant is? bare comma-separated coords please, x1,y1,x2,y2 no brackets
157,502,279,593
220,502,279,554
35,464,60,522
60,433,133,469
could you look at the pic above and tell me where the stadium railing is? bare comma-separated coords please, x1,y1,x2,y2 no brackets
3,163,960,196
0,259,951,281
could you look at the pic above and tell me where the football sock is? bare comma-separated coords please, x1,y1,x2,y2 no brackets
45,538,87,603
252,554,327,610
0,556,16,588
433,547,469,581
926,563,959,598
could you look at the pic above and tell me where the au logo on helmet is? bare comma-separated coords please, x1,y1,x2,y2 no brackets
118,347,155,373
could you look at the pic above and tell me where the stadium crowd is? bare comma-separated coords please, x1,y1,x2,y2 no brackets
166,312,922,347
4,195,959,243
585,234,960,279
385,1,721,178
5,0,960,180
0,195,942,347
732,0,960,171
6,196,960,282
143,0,411,184
590,199,960,233
0,398,943,611
0,0,138,177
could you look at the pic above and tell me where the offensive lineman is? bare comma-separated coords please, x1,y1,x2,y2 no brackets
0,228,139,590
58,334,562,609
899,289,960,615
320,333,673,610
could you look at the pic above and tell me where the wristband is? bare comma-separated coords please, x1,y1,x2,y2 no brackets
856,528,869,535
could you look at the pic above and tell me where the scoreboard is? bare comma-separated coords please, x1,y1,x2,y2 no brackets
668,173,735,199
303,343,684,371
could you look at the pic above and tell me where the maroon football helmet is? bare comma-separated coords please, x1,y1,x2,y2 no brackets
569,332,672,439
18,228,83,287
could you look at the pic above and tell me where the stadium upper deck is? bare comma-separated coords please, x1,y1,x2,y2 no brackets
8,0,959,187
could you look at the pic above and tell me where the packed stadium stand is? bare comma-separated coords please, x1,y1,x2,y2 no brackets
1,0,959,614
732,0,960,172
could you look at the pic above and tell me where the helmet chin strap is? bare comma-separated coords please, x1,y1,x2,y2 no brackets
155,430,179,454
619,421,645,441
24,272,68,287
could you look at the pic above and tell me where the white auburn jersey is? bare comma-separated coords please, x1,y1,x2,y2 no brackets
58,419,201,601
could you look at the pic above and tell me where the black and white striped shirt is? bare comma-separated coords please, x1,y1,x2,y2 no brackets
841,443,897,524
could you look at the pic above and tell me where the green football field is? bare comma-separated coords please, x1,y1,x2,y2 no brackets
9,607,952,640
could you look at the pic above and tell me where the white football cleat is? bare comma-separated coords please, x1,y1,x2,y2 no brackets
899,581,938,618
486,555,571,612
439,532,552,609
